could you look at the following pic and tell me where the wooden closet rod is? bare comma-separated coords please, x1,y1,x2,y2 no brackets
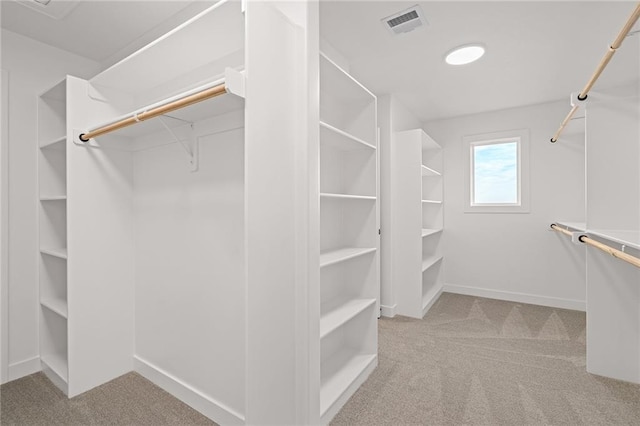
550,2,640,143
79,83,227,142
550,223,573,238
551,224,640,269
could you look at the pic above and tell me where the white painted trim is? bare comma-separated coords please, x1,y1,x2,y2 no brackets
319,38,350,74
463,128,530,214
442,284,586,312
319,355,377,425
133,355,244,425
41,358,68,395
1,68,9,384
7,356,41,382
422,286,443,317
380,303,396,318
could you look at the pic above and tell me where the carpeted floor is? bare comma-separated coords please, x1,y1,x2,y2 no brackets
3,293,640,425
332,292,640,425
0,371,215,425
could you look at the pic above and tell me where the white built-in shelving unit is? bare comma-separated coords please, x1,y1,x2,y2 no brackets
35,0,249,407
50,0,249,413
37,78,69,393
392,129,443,318
318,52,379,423
33,2,378,424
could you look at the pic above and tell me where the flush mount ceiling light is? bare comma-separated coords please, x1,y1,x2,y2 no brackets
445,44,485,65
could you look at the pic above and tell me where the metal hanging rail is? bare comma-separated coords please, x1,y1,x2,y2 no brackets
78,83,227,142
551,224,640,269
550,2,640,143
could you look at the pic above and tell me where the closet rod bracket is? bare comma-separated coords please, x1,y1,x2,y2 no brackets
157,117,199,172
73,129,102,148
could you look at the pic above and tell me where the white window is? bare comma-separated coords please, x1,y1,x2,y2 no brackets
463,129,529,213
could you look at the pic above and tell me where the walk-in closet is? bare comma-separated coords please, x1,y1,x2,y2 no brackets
1,1,639,425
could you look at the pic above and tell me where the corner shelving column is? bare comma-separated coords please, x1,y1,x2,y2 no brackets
393,129,443,319
318,53,378,423
37,78,68,394
421,132,443,316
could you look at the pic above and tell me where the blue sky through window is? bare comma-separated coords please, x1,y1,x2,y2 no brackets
473,141,518,204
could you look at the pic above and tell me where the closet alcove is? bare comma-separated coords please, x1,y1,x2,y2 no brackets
552,82,640,383
548,1,639,383
35,1,378,424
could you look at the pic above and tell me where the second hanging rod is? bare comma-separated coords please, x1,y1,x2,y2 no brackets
550,2,640,143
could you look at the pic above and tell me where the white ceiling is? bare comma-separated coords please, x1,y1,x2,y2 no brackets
320,1,640,121
1,0,214,68
1,1,638,122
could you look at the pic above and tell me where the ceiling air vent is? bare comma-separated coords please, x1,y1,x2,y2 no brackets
12,0,81,19
382,5,428,35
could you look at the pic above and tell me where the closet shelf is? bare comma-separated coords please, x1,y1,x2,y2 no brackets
90,0,244,96
554,222,639,251
41,298,68,319
40,79,66,102
320,247,377,268
422,228,442,238
40,248,68,260
588,229,640,251
40,195,67,202
320,298,376,339
422,199,442,204
40,135,66,149
421,165,441,177
320,352,377,417
320,193,376,201
421,133,441,151
554,221,586,232
320,53,375,106
320,121,376,151
422,255,443,273
41,353,68,383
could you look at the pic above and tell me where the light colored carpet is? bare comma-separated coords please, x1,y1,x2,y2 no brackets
331,292,640,425
0,371,216,425
3,293,640,425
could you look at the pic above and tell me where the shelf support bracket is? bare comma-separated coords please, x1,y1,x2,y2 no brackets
157,117,198,172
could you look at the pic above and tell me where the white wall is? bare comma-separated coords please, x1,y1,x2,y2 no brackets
133,120,245,422
1,67,8,384
379,95,421,316
426,100,587,310
1,29,100,382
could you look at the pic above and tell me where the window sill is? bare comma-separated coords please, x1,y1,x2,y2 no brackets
464,205,530,214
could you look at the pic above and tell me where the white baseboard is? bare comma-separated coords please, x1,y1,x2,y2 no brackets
7,356,41,382
442,284,586,312
380,303,396,318
422,286,443,317
320,355,377,424
134,355,244,425
41,358,68,395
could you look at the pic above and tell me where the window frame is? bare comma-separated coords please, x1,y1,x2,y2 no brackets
463,129,530,214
